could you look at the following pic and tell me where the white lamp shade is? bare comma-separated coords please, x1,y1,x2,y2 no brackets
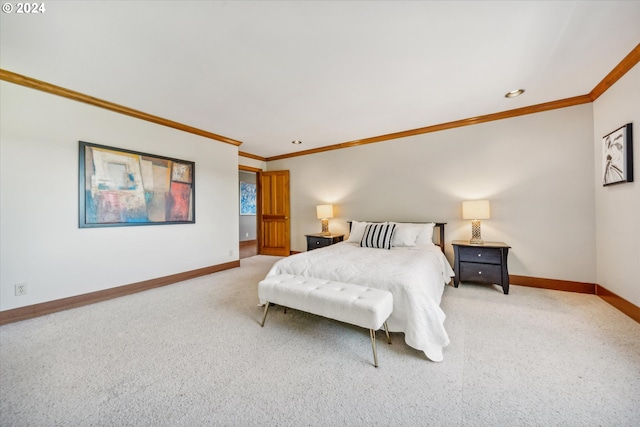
462,200,490,220
316,204,334,219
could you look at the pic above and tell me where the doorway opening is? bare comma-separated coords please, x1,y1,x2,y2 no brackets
239,168,259,259
239,165,290,258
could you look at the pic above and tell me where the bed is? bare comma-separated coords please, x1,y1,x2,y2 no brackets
262,221,455,362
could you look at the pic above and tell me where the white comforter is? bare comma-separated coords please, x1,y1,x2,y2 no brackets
264,242,455,362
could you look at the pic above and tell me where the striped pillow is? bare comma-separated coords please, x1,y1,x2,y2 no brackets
360,222,396,250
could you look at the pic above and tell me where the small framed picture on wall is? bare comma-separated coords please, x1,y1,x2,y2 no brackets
602,123,633,186
240,181,257,215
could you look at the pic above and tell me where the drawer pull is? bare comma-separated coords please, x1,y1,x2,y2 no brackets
477,254,482,257
315,241,320,245
478,271,482,275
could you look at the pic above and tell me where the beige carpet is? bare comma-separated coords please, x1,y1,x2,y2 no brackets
1,255,639,426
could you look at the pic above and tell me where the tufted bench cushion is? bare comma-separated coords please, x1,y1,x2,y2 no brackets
258,274,393,367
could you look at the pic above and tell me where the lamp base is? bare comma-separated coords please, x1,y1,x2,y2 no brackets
320,218,330,236
469,220,484,245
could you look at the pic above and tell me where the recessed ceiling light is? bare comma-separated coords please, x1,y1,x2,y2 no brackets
505,89,525,98
291,140,302,144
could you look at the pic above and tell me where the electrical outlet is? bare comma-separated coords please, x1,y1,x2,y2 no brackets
245,232,249,237
15,283,27,296
228,249,233,256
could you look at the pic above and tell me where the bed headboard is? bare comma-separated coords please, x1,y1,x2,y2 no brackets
347,221,446,253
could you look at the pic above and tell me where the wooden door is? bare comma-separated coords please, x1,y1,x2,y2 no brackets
259,170,290,256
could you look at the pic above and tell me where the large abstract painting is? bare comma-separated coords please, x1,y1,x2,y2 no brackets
79,141,195,227
240,181,257,215
602,123,633,186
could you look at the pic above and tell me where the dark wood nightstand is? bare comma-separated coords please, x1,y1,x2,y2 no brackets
452,240,511,294
305,233,344,251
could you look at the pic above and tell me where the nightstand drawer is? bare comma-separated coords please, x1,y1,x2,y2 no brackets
308,236,331,249
459,262,502,284
306,234,345,251
458,246,502,264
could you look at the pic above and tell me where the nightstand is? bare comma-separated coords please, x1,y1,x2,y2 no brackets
452,240,511,294
305,233,344,251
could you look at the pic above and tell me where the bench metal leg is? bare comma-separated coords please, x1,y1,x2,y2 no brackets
369,329,378,368
260,302,270,327
383,321,391,344
370,322,391,367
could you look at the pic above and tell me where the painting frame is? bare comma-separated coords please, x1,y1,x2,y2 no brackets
602,123,633,186
79,141,195,228
240,181,257,215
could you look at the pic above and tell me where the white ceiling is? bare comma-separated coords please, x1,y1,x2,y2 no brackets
1,1,639,158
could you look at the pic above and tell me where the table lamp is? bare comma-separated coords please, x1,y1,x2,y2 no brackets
462,200,490,244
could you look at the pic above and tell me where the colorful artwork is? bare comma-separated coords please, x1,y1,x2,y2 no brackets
79,141,195,227
240,181,256,215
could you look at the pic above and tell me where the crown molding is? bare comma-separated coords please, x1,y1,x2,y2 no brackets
239,151,267,162
0,69,243,147
265,95,592,161
589,43,640,101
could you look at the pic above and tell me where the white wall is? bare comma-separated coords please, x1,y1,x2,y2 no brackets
239,156,266,170
0,82,239,311
593,64,640,307
268,104,596,283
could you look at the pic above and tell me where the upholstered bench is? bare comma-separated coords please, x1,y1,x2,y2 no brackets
258,274,393,367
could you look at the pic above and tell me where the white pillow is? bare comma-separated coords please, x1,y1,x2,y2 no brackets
360,222,396,250
346,220,368,243
414,222,436,245
391,223,423,247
